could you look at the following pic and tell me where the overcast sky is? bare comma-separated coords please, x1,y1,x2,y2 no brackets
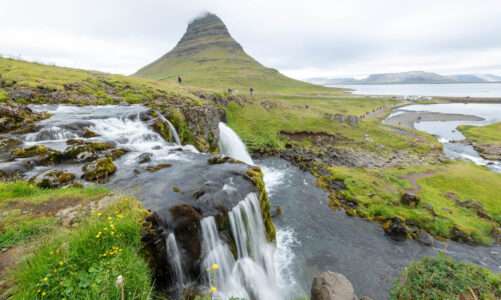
1,0,500,79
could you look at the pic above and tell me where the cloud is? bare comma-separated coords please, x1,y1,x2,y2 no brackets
0,0,500,78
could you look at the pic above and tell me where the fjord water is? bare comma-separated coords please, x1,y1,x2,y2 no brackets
395,103,501,172
333,83,501,97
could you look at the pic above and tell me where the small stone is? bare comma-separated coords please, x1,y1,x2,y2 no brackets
416,230,434,246
400,192,420,207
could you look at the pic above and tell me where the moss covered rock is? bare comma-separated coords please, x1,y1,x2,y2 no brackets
246,166,276,242
82,157,117,183
31,169,76,188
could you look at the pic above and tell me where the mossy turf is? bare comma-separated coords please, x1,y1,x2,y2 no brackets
391,254,501,300
459,122,501,145
326,161,501,245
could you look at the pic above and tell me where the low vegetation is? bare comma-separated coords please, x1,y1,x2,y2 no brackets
0,182,153,300
391,254,501,300
325,161,501,245
459,122,501,145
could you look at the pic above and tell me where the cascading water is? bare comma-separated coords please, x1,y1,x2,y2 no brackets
200,193,283,300
155,110,182,145
218,122,254,165
166,233,186,291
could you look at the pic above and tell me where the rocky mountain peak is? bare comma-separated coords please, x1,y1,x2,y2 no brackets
169,12,243,57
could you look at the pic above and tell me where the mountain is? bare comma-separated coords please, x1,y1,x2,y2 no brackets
477,74,501,82
311,71,501,85
135,13,330,93
359,71,456,84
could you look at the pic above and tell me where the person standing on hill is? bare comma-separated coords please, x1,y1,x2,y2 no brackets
177,76,182,84
249,87,254,96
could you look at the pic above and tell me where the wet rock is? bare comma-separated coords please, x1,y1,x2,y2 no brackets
145,163,172,173
383,217,409,241
0,160,36,180
62,140,115,162
82,157,116,183
0,102,49,133
82,128,98,138
137,153,153,164
416,230,434,246
400,192,420,207
271,206,283,217
31,169,76,189
311,271,357,300
11,145,49,159
207,155,240,165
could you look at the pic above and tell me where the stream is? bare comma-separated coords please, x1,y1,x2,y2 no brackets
2,104,501,300
386,103,501,172
260,157,501,300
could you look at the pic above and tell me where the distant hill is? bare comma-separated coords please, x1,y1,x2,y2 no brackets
310,71,501,85
135,13,335,94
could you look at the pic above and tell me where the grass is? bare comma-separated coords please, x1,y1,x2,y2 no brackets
9,197,152,300
326,161,501,245
135,44,343,96
459,122,501,145
0,181,107,205
0,181,108,249
0,57,202,105
225,96,437,154
391,253,501,300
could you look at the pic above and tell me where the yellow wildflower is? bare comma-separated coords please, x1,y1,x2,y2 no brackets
43,276,48,282
97,212,102,216
211,263,220,271
210,286,217,294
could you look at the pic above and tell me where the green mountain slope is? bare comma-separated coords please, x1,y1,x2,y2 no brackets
135,13,338,94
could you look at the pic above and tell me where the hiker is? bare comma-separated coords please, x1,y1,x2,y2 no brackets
177,76,182,84
249,87,254,96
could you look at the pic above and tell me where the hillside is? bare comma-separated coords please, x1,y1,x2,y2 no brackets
135,13,337,94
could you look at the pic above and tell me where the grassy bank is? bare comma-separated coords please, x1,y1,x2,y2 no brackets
0,182,152,299
324,161,501,245
392,254,501,300
459,122,501,145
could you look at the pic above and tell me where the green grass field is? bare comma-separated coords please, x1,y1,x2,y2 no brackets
327,161,501,245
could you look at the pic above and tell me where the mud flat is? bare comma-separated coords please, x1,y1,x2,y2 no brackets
385,111,484,129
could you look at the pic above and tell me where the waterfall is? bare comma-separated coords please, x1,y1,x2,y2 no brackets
155,111,182,145
218,122,254,165
200,193,282,300
166,233,185,291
